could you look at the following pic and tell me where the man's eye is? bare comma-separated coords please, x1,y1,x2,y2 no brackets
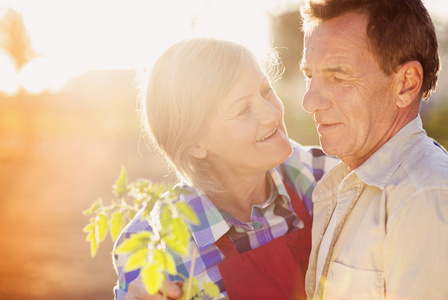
331,75,345,83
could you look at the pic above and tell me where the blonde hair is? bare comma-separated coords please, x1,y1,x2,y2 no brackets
137,38,282,193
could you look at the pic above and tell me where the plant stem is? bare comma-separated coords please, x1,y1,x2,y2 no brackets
185,247,198,300
163,270,167,300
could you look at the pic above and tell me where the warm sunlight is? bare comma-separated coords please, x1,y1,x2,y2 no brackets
1,1,448,299
0,0,297,95
1,0,446,96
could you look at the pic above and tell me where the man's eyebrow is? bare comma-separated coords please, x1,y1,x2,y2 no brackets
322,66,351,75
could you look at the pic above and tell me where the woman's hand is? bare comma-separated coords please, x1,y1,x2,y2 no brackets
124,275,184,300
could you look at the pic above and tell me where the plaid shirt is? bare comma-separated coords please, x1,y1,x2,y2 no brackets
113,140,339,299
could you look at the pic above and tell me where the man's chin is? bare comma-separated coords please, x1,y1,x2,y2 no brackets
319,140,342,158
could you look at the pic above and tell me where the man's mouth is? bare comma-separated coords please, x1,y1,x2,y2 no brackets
317,122,341,135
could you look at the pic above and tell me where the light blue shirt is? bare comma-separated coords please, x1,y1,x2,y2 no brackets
307,116,448,299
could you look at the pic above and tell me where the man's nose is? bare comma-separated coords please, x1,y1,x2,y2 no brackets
302,78,332,114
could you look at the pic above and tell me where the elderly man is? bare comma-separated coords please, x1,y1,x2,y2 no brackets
300,0,448,299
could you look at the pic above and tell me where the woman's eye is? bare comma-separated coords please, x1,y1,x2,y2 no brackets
262,87,273,97
238,105,250,116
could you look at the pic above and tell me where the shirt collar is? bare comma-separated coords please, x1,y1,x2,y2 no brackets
354,115,426,190
181,167,291,252
270,167,292,208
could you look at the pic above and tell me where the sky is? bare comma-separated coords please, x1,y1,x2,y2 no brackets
0,0,446,95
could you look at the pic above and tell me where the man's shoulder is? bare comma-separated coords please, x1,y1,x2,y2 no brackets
394,136,448,193
407,136,447,177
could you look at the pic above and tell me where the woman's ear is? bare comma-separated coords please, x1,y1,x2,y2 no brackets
396,60,423,108
189,144,207,159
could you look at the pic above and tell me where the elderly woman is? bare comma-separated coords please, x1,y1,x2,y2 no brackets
114,38,337,300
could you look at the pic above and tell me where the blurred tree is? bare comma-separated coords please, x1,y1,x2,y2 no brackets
270,9,303,81
0,7,36,71
422,99,448,149
421,21,448,149
0,7,37,160
270,9,320,146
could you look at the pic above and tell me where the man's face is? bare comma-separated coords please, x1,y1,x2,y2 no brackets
301,12,400,169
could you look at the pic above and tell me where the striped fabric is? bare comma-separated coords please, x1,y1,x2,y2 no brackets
113,140,339,299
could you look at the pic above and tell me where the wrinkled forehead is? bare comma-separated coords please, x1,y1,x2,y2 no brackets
302,13,369,65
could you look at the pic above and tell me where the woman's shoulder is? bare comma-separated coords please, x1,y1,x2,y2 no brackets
115,184,200,241
289,140,326,158
284,139,334,167
281,139,339,182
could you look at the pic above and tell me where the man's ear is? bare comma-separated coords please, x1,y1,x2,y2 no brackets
189,144,207,159
396,60,423,108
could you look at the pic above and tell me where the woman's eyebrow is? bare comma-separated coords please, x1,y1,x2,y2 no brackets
231,94,252,108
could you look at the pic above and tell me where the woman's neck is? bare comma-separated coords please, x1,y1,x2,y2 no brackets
209,172,271,222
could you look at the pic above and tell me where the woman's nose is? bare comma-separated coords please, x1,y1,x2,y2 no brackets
259,98,282,125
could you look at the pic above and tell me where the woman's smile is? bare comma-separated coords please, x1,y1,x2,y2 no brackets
257,127,278,143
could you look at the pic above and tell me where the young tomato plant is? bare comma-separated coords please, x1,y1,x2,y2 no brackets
83,167,220,299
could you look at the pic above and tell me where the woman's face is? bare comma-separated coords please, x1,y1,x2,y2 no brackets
195,59,292,179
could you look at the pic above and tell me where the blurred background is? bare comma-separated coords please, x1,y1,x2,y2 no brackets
0,0,446,299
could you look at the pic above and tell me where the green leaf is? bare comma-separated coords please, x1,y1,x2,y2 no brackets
203,280,220,298
142,200,157,219
90,238,99,257
141,264,164,295
132,231,153,241
115,238,140,254
163,233,189,256
96,214,108,242
83,222,95,233
113,166,129,197
176,202,200,225
171,187,193,198
115,231,151,254
82,198,102,216
162,218,190,255
110,211,125,241
160,205,173,230
128,210,137,221
124,248,148,272
155,183,165,197
85,230,95,242
163,252,177,275
152,249,177,275
181,277,200,300
172,218,190,241
153,248,164,265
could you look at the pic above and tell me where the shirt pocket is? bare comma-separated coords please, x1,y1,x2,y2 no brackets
323,261,385,300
